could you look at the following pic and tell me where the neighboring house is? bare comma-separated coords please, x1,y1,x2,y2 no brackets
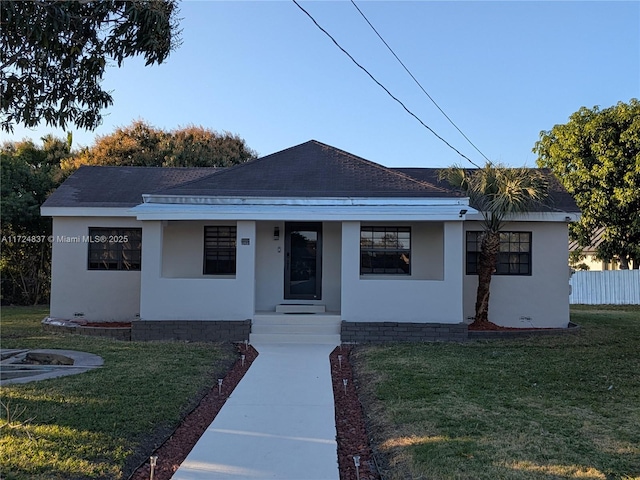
41,140,580,344
569,227,621,271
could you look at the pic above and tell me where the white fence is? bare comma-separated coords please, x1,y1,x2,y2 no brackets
570,270,640,304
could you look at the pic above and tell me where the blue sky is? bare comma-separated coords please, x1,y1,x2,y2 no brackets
5,1,639,168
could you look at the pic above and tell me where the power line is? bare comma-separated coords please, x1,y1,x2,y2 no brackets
350,0,492,164
291,0,481,168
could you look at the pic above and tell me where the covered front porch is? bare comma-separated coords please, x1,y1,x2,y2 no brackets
133,202,470,343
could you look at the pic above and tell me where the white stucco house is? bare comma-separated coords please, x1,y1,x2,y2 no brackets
41,140,580,344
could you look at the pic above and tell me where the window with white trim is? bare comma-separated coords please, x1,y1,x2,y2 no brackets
360,226,411,275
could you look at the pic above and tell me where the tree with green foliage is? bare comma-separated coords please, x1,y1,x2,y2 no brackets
164,125,258,167
61,120,257,171
440,165,548,325
1,0,180,132
1,136,71,304
534,99,640,269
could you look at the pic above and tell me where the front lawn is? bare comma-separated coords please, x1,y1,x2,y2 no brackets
353,305,640,479
0,306,238,480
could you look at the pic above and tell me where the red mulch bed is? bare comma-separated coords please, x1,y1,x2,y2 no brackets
127,344,380,480
84,322,132,328
331,345,381,480
468,321,557,331
468,321,512,331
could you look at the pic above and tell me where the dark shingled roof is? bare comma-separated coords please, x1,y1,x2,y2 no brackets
155,140,458,198
394,167,580,213
42,140,579,213
42,166,215,208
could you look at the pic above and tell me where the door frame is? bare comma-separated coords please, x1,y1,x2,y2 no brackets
284,222,322,300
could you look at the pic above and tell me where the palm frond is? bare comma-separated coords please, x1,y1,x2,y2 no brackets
441,163,549,233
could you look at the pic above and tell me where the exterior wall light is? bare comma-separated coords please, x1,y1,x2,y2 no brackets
459,209,468,218
274,226,280,240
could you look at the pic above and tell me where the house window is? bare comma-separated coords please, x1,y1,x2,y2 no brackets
204,226,236,275
360,226,411,275
466,231,531,275
88,228,142,270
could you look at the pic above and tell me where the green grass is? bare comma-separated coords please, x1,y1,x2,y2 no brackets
0,306,238,480
353,305,640,480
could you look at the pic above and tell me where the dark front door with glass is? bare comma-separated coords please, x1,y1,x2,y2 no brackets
284,222,322,300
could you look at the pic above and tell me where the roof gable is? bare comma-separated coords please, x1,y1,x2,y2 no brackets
153,140,458,198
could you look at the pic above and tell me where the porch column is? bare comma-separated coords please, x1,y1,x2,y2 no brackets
140,220,163,319
443,221,464,323
340,221,360,321
236,221,256,316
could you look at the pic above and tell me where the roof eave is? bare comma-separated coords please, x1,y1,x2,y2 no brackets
41,206,137,217
141,194,469,207
465,211,582,223
130,202,478,222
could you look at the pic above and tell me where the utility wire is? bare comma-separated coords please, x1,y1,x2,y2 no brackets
292,0,481,168
351,0,491,164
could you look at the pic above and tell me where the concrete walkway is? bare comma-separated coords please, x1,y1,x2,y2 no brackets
171,343,339,479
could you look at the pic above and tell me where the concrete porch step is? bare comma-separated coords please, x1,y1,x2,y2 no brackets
275,304,326,314
253,313,341,326
252,323,341,335
249,333,341,345
251,312,342,345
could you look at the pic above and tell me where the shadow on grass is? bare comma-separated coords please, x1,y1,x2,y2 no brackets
380,433,631,480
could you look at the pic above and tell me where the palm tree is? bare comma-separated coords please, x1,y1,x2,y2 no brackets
440,164,549,326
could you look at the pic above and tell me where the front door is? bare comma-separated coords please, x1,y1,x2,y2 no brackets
284,222,322,300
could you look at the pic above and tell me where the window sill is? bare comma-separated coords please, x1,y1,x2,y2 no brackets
360,274,411,280
161,274,237,279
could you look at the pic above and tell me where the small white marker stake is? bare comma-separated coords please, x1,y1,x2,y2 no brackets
218,378,223,394
338,355,343,368
241,354,246,367
149,455,158,480
353,455,361,480
343,378,348,394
